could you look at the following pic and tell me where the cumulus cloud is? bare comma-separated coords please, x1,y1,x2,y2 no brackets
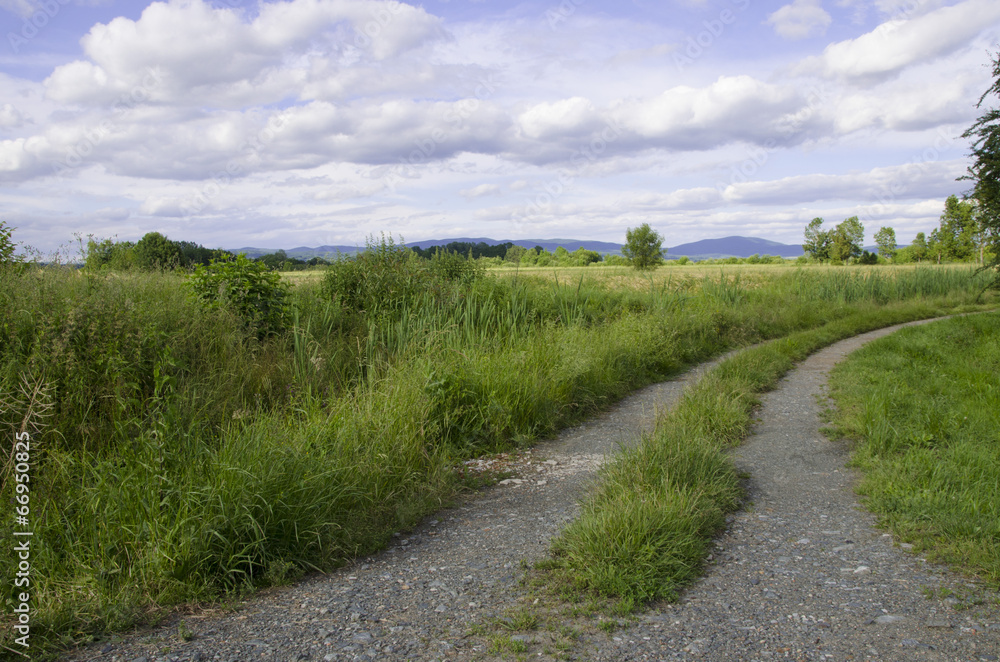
766,0,832,40
801,0,1000,82
518,97,600,140
611,76,801,150
44,0,448,107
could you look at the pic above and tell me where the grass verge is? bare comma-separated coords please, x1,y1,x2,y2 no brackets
536,300,997,609
825,312,1000,586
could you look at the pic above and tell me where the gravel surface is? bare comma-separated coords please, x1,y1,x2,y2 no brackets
65,320,1000,662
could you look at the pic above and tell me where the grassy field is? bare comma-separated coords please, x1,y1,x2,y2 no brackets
825,312,1000,586
0,254,995,656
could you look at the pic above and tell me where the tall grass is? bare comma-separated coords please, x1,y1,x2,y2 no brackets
0,259,994,655
826,313,1000,585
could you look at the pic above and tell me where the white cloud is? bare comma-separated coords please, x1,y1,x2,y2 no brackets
44,0,448,108
518,97,600,140
802,0,1000,82
0,104,27,128
139,197,189,217
459,183,501,199
721,159,966,205
611,76,801,149
767,0,832,40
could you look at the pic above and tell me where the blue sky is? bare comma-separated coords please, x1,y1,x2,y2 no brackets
2,0,999,255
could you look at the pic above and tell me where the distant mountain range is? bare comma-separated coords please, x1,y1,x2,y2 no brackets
667,236,804,260
231,235,806,261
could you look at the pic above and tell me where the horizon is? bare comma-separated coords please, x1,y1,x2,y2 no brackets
3,0,997,256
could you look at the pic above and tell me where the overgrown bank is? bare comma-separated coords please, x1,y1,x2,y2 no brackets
0,252,994,655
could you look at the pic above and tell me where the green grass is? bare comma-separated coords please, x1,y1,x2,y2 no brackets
0,260,995,657
537,303,997,607
825,312,1000,586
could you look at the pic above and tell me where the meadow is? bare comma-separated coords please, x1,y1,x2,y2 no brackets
826,312,1000,586
0,246,995,655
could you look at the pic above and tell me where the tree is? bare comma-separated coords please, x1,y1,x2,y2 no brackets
622,223,665,270
505,245,526,264
911,232,929,263
935,195,978,261
961,50,1000,285
829,216,864,263
857,250,878,265
133,231,183,270
0,220,20,268
874,226,897,260
802,217,831,262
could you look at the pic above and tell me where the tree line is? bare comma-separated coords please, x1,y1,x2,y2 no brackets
77,233,613,272
802,195,992,265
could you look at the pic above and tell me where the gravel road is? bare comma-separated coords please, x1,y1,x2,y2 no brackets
65,319,999,662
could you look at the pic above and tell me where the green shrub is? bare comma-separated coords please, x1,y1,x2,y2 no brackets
188,254,290,337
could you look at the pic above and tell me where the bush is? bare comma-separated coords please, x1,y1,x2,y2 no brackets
0,220,21,268
188,254,290,336
322,235,486,320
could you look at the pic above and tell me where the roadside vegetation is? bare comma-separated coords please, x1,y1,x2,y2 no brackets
824,313,1000,586
1,224,997,656
534,293,996,610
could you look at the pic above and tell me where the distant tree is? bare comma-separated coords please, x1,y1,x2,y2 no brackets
910,232,929,263
961,49,1000,284
176,240,226,267
874,226,897,260
829,216,864,263
894,231,928,264
857,250,878,265
569,247,601,266
934,195,978,261
622,223,665,270
802,217,831,262
505,245,526,263
0,220,21,268
134,232,183,270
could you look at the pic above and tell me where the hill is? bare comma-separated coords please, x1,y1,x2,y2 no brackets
230,236,806,261
667,236,803,260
